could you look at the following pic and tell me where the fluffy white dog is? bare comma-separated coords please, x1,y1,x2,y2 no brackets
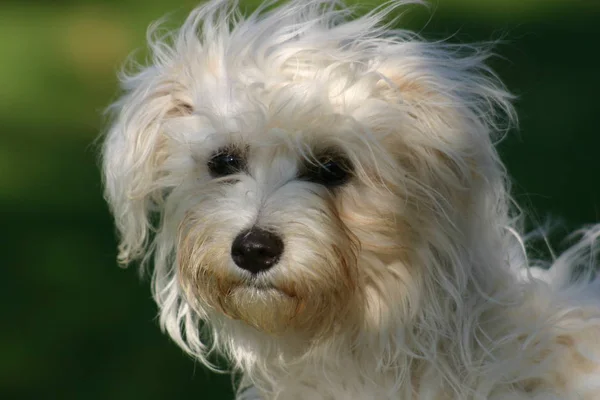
101,0,600,398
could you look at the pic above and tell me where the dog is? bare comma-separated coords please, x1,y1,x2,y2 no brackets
101,0,600,398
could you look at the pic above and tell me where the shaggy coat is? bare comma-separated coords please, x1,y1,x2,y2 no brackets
102,1,600,398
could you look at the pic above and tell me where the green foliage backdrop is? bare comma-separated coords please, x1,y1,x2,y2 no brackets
1,0,598,399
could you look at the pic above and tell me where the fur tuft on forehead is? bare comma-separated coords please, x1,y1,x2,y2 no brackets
118,0,513,127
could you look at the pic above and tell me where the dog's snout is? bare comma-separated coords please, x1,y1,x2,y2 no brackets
231,228,284,274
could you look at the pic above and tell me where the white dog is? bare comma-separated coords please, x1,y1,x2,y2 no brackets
101,0,600,398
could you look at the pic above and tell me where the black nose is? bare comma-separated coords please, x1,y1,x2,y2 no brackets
231,228,284,274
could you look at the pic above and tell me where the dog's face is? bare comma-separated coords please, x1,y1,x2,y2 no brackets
103,0,512,350
154,69,415,337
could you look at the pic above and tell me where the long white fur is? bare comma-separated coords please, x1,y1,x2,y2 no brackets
102,0,600,399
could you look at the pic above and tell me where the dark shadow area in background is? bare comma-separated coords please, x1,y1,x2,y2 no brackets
1,3,598,399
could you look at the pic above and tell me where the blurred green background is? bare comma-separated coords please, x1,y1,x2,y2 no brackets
1,0,598,399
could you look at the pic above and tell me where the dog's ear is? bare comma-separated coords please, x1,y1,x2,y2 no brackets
375,44,516,189
102,67,192,266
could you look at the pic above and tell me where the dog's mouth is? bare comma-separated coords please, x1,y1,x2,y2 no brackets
232,285,286,299
219,279,303,334
236,278,296,299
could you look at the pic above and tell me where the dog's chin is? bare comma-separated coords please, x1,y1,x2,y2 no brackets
221,284,302,335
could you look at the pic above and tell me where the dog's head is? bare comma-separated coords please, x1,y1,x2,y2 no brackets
102,0,514,361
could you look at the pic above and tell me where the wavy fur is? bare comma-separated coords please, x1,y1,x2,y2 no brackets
101,1,600,398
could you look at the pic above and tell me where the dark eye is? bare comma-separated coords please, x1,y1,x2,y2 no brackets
208,148,245,177
303,154,351,187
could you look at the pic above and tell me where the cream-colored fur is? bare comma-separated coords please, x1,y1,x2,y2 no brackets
101,1,600,398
